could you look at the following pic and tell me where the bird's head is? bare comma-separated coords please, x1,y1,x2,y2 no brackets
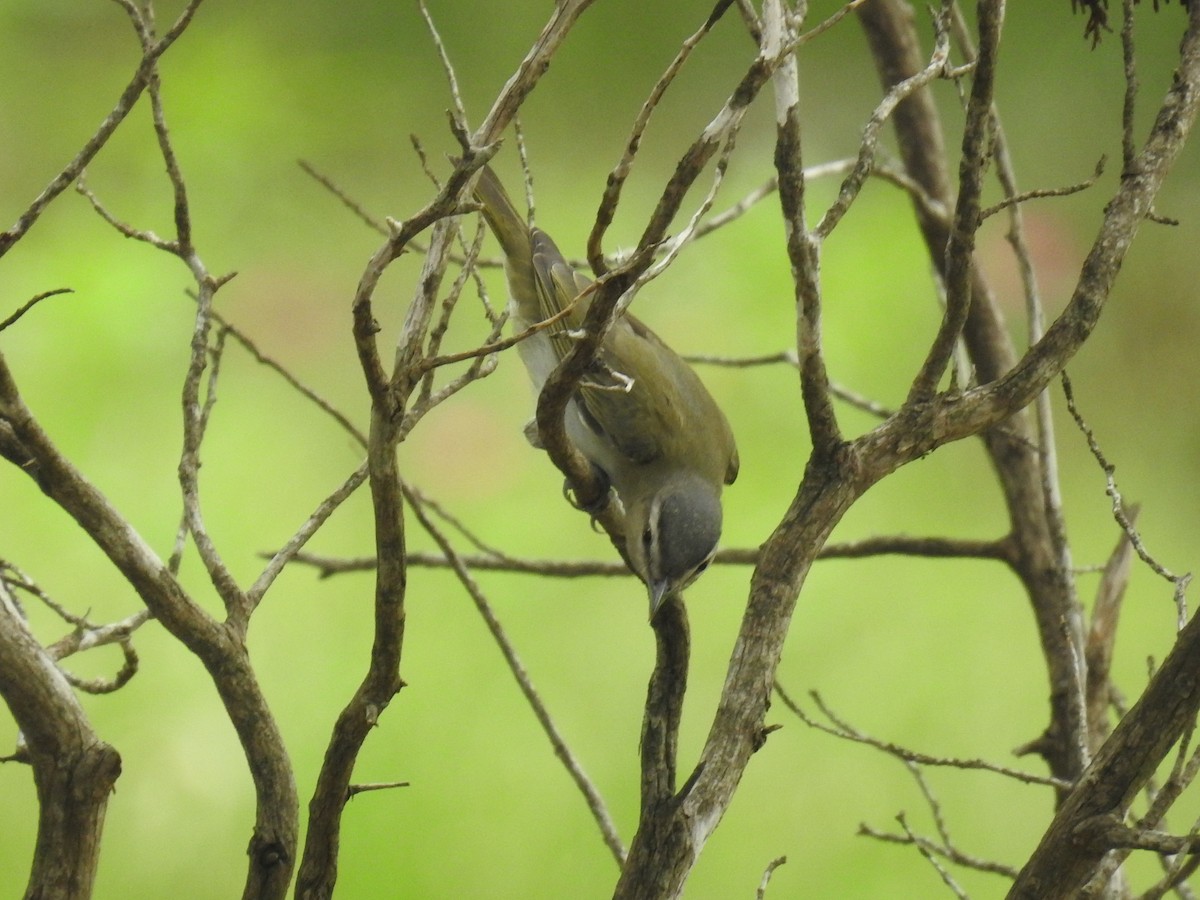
626,470,723,620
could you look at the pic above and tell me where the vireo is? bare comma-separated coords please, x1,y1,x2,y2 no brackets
474,165,738,619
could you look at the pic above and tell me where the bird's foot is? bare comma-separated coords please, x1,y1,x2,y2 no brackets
563,464,612,527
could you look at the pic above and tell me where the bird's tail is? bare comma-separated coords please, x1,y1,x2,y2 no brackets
474,165,532,262
473,164,543,328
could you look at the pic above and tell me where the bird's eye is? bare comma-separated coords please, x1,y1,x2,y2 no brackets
695,558,710,575
642,526,653,550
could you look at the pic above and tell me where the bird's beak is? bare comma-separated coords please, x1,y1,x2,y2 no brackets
648,579,671,621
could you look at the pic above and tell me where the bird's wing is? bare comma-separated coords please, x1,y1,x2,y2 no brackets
531,230,590,363
725,446,740,485
531,231,670,466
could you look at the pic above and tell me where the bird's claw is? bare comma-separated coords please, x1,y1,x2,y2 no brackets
562,464,612,527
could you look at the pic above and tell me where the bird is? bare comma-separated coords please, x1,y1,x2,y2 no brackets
473,164,738,620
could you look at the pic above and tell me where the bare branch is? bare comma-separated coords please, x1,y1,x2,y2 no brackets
350,150,497,411
920,4,1200,446
0,289,74,333
216,309,367,446
1012,562,1200,896
777,685,1069,790
860,818,1019,882
248,462,370,606
346,781,410,799
473,0,598,147
3,559,154,696
289,549,630,578
413,292,573,378
177,265,240,610
1121,0,1140,175
968,0,1090,772
57,640,139,695
1141,830,1200,900
1062,372,1192,628
980,156,1107,220
1080,815,1200,856
906,0,1001,403
0,0,205,258
897,812,972,899
421,220,487,398
538,0,794,538
1085,510,1140,749
755,856,788,899
298,159,388,236
0,574,121,897
797,0,871,46
45,609,152,663
768,0,840,452
404,486,627,867
694,156,949,243
1082,730,1200,896
814,9,956,239
287,531,1012,582
418,0,468,130
296,423,405,898
587,1,732,274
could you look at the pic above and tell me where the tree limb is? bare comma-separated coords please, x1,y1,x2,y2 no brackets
1010,598,1200,897
0,578,121,900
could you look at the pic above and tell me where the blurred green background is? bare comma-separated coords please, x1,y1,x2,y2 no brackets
2,1,1200,897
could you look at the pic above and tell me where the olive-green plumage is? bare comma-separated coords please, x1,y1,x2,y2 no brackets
474,165,738,618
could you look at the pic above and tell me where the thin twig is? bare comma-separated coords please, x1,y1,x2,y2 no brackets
688,349,901,418
796,0,871,46
420,219,487,403
0,0,206,257
905,0,1000,403
1,562,147,695
768,0,839,452
861,815,1018,882
756,856,788,899
214,309,367,446
1085,510,1139,748
77,31,249,615
298,159,388,235
247,461,370,606
777,684,1069,790
75,177,178,250
1121,0,1139,175
56,641,139,695
631,125,743,292
1,560,88,629
0,289,74,333
45,609,152,662
286,550,630,579
403,333,505,437
346,781,410,799
906,761,952,848
289,531,1014,579
961,0,1091,770
415,280,583,376
896,812,972,899
979,156,1106,220
419,0,467,130
1062,371,1192,628
587,4,727,274
1142,825,1200,899
693,156,947,244
815,8,957,239
404,487,627,867
473,0,598,147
